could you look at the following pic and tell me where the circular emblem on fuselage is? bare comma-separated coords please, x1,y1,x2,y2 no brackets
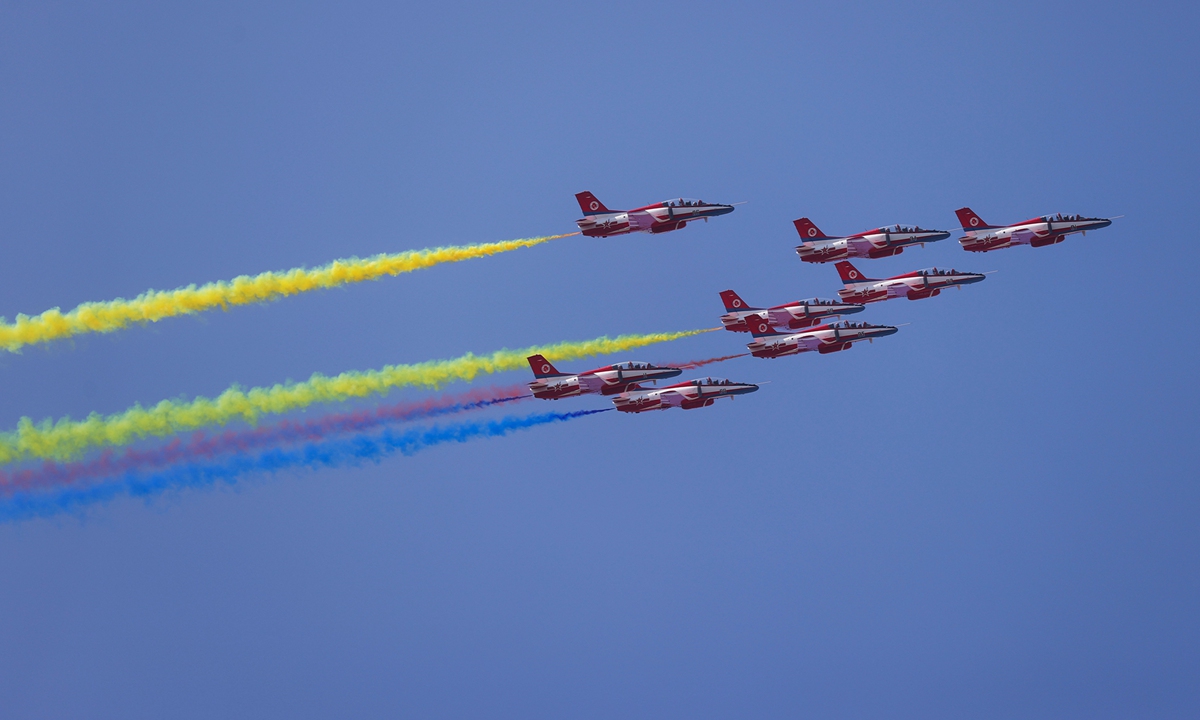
970,217,979,227
589,201,599,211
808,228,817,237
757,322,768,332
732,299,742,308
848,270,859,279
541,364,551,373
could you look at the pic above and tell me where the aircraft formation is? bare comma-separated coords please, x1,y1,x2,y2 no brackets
0,189,1118,519
531,192,1117,413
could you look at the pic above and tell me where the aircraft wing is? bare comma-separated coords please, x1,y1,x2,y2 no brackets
766,308,797,326
1011,228,1038,244
628,211,655,231
846,237,875,255
798,336,823,352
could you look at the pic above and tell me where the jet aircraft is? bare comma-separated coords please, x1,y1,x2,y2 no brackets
719,290,864,332
834,261,985,304
955,207,1113,253
793,217,951,263
574,191,735,237
526,355,682,400
611,377,759,413
744,317,898,359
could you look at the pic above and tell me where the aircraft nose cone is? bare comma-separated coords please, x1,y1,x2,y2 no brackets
963,274,986,284
843,304,866,315
876,326,899,337
714,205,735,216
662,368,683,378
1096,219,1113,229
929,231,952,242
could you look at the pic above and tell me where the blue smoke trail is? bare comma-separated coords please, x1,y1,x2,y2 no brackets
1,409,609,522
2,387,531,496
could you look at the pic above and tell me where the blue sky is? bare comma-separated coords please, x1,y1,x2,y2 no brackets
1,1,1198,717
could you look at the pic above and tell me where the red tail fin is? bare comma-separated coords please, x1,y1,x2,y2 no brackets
793,217,832,241
955,207,991,230
575,191,610,215
527,354,563,378
746,313,782,337
835,261,873,284
719,290,760,312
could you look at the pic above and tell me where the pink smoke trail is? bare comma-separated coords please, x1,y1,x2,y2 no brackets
669,353,749,370
0,385,530,495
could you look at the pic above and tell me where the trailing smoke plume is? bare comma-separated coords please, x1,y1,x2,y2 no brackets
0,409,610,522
0,233,576,353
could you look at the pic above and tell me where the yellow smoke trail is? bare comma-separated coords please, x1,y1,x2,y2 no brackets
0,328,715,464
0,233,576,353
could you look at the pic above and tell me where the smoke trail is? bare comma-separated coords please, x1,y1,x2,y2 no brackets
0,409,609,522
670,353,749,370
0,329,712,464
0,233,576,353
0,385,530,495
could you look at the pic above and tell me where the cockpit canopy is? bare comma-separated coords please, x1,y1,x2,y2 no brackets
836,321,873,329
693,377,734,386
663,198,708,207
803,298,838,306
612,361,652,371
919,267,960,276
887,224,931,233
1043,213,1095,222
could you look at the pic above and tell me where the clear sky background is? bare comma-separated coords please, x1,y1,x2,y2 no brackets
1,1,1198,717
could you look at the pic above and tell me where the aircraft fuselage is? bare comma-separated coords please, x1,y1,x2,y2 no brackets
958,210,1112,252
837,268,986,305
796,228,951,263
612,378,758,413
576,197,735,238
746,321,898,359
529,362,682,400
720,300,865,332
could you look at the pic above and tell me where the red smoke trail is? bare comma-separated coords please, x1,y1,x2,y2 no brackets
0,385,530,495
669,353,749,370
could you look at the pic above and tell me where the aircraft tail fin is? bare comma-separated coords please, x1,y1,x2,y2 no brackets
746,313,783,338
527,354,565,378
955,207,993,230
835,261,875,285
719,290,760,312
575,191,611,216
793,217,833,241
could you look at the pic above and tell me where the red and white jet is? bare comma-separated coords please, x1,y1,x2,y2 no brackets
834,260,985,304
744,317,898,359
574,191,735,237
611,377,759,413
526,355,682,400
718,289,864,332
955,207,1113,253
793,217,951,263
